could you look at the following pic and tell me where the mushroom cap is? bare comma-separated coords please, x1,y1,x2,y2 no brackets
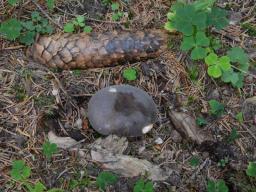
88,84,158,137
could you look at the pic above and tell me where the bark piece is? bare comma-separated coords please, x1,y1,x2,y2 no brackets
168,110,211,144
91,135,170,181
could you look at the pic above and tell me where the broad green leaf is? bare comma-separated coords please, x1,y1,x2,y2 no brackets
209,99,225,116
192,11,207,30
96,171,118,190
21,21,35,31
64,23,74,33
207,7,229,30
31,11,41,22
196,117,207,127
233,73,244,88
205,53,218,66
218,56,231,71
173,5,195,36
208,65,221,78
133,179,153,192
11,160,31,181
167,12,175,20
123,68,137,81
191,47,207,60
8,0,19,6
83,26,92,33
76,15,85,25
181,36,195,51
246,162,256,177
42,141,58,159
111,2,119,11
0,18,22,40
221,69,239,85
227,47,249,66
192,0,216,11
207,179,229,192
19,31,36,45
196,31,210,47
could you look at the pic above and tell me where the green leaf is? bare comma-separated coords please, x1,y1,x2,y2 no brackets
0,18,22,40
207,179,229,192
46,0,55,10
123,68,137,81
191,47,207,60
227,128,239,143
209,99,225,117
219,56,231,71
76,16,85,25
164,21,176,32
11,160,31,181
83,26,92,33
205,53,218,66
64,23,74,33
133,179,153,192
208,65,222,78
8,0,19,6
192,0,216,11
173,5,195,36
246,162,256,177
193,11,207,30
21,21,35,31
111,2,119,11
196,31,210,47
112,12,123,21
31,11,42,22
207,7,229,30
235,112,243,123
42,140,58,159
189,156,200,167
19,31,36,45
196,117,207,127
96,171,118,190
221,69,239,85
227,47,249,70
181,36,195,51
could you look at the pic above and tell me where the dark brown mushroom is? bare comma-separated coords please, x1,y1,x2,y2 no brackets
87,85,158,137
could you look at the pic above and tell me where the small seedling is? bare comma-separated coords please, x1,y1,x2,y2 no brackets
227,128,240,144
218,157,229,168
209,99,225,117
123,68,137,81
42,140,58,159
111,2,124,21
0,11,53,45
11,160,31,181
64,15,92,33
96,171,118,191
189,156,200,167
207,179,229,192
246,162,256,177
72,69,82,77
196,117,208,127
235,112,244,124
133,179,154,192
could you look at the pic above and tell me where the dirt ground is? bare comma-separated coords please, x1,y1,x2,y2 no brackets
0,0,256,191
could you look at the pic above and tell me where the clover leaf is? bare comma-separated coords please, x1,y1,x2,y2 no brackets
123,68,137,81
246,162,256,177
205,53,231,78
0,18,22,40
227,47,249,71
11,160,31,181
207,7,229,30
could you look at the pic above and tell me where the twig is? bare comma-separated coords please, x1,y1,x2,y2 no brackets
31,0,62,29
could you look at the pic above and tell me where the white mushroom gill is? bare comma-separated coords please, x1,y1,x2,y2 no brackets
142,124,154,134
